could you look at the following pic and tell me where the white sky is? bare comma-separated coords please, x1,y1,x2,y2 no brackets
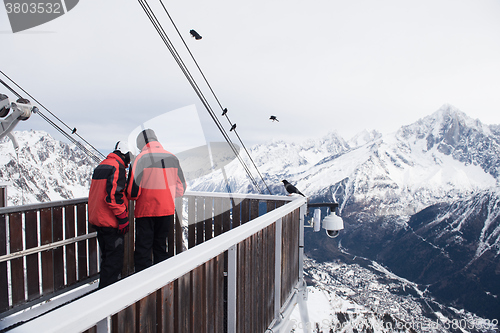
1,0,500,153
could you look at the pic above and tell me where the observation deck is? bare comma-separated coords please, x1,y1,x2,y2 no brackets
0,191,308,333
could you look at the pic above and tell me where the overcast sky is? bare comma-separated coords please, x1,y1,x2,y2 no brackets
1,0,500,154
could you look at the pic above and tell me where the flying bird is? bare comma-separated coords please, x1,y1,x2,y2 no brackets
282,180,305,197
190,29,202,40
269,115,279,122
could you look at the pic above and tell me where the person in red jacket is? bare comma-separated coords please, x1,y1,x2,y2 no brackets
127,129,186,272
88,141,131,289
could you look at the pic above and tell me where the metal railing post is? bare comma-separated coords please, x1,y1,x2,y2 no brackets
227,245,237,333
298,204,306,281
274,218,282,317
297,204,312,333
95,317,108,333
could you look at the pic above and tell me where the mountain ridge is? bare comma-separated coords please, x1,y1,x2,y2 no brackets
0,129,96,206
188,104,500,319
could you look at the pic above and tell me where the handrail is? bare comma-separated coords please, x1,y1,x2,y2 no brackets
0,197,88,214
0,191,285,263
182,190,294,201
0,232,97,263
9,195,307,333
0,192,290,218
0,192,292,215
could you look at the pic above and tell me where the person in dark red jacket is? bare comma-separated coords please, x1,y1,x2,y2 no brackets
88,141,131,289
127,129,186,272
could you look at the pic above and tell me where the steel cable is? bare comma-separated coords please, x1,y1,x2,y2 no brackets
138,0,264,193
156,0,272,195
0,71,103,163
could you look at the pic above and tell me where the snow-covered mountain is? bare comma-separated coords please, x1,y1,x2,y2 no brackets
0,130,96,206
190,104,498,216
188,104,500,321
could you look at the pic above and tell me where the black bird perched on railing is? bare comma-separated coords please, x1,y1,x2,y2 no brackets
190,29,202,40
282,180,305,197
269,115,279,122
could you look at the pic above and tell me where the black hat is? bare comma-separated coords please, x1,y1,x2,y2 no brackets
114,140,132,165
136,129,158,150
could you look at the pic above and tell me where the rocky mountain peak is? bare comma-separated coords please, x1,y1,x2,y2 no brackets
0,130,96,206
392,105,500,178
348,129,382,148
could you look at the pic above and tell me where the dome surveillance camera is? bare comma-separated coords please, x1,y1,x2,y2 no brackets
322,213,344,238
325,229,340,238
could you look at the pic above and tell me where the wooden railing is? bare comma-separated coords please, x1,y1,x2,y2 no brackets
1,192,307,332
0,198,98,317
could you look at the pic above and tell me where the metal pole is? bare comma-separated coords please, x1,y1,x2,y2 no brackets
95,317,109,333
274,218,282,318
297,204,312,333
227,245,237,333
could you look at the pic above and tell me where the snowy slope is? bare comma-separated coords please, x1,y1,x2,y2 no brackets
289,257,499,333
0,130,96,206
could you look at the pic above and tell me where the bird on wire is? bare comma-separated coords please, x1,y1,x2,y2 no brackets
190,29,202,40
282,180,305,197
269,115,279,122
230,124,237,131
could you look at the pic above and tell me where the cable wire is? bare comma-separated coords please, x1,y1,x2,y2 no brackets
0,78,20,98
157,0,272,195
0,70,105,162
138,0,260,192
0,72,103,163
138,0,264,193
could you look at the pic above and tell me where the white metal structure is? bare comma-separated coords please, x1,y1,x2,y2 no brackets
0,95,34,150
